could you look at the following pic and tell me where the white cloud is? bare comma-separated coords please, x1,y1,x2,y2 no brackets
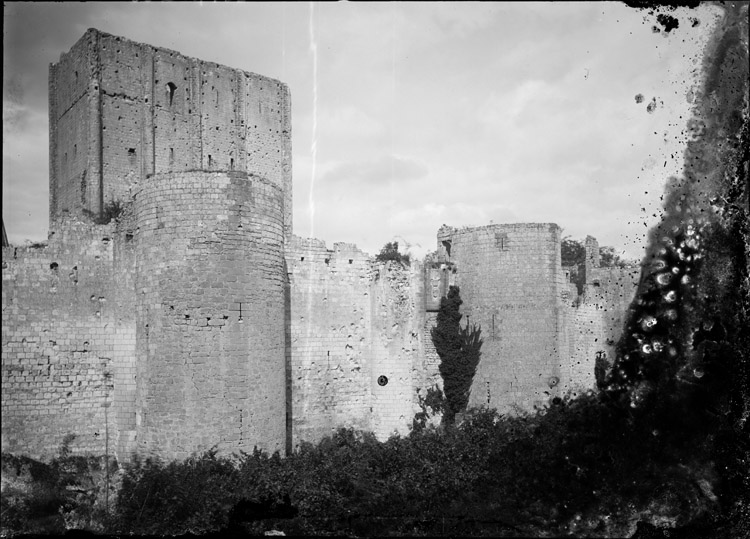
2,2,722,262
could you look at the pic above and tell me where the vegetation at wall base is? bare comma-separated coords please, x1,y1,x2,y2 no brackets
4,379,742,537
1,437,118,536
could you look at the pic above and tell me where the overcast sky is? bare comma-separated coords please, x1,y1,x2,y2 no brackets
3,2,720,259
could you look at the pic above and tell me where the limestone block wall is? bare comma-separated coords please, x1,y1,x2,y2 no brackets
48,31,98,223
286,237,428,446
1,221,136,461
133,171,285,460
369,260,425,440
50,29,293,241
285,238,375,445
437,223,565,413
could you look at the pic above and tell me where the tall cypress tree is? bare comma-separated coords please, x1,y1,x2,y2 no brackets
431,286,483,424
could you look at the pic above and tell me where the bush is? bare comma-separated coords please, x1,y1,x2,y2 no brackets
112,450,239,535
86,200,126,225
375,241,410,266
1,436,118,535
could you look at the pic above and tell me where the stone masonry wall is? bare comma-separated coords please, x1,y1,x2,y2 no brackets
578,266,640,376
286,237,427,447
437,223,567,413
50,29,293,242
1,221,136,461
285,237,374,445
48,31,97,224
369,259,425,440
133,171,286,460
557,250,640,396
4,27,646,462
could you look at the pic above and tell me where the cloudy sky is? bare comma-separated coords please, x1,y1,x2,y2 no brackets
3,2,720,259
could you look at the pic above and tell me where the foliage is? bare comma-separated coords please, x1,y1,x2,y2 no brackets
561,236,587,294
599,245,633,268
562,237,634,295
86,200,126,225
412,384,448,431
562,236,632,269
430,286,483,424
5,379,734,537
112,449,239,535
0,435,117,536
561,236,586,268
375,241,411,266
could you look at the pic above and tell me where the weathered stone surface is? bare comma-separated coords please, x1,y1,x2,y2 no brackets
2,221,136,460
48,29,292,242
134,171,286,459
1,29,640,461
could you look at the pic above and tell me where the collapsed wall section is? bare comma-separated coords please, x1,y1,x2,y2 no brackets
50,29,293,241
557,243,640,395
437,223,564,413
133,171,285,460
1,222,136,461
568,266,640,389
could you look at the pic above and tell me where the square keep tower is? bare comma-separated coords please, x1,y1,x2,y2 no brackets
48,28,292,240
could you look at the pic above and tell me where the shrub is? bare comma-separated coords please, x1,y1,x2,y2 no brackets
86,200,126,225
375,241,410,266
113,450,239,535
0,436,117,535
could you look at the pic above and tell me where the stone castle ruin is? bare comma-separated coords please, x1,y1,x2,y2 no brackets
1,29,639,462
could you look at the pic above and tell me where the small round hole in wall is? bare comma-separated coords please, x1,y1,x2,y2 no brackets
377,375,388,387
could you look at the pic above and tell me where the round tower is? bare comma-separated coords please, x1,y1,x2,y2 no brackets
133,171,285,459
